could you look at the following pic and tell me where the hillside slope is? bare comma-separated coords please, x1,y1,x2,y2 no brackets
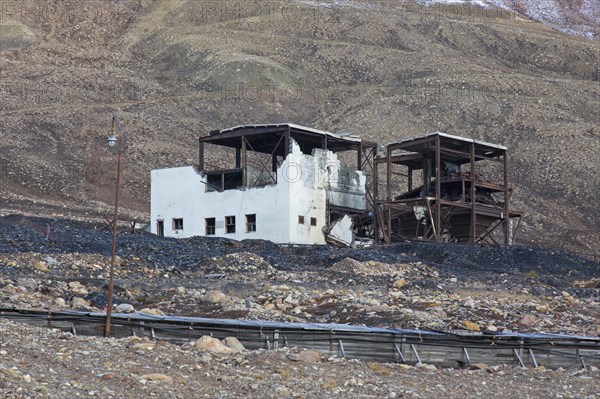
0,0,598,253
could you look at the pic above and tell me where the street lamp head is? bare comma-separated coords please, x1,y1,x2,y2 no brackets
107,134,118,148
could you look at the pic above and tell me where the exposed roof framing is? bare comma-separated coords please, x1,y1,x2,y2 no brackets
200,123,376,156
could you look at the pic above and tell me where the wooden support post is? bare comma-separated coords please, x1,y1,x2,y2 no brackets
435,136,441,242
470,142,476,245
274,331,280,350
408,166,413,192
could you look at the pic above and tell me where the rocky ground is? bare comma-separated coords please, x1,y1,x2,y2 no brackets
0,214,598,337
0,214,599,397
1,318,599,399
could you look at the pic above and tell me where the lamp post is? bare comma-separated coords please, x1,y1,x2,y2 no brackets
104,115,124,338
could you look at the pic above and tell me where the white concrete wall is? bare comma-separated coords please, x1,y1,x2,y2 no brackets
287,142,328,245
150,139,368,245
151,166,290,243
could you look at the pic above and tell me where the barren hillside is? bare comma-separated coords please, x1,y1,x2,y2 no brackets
0,0,598,253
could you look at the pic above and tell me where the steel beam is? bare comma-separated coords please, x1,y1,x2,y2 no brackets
470,142,476,245
503,152,510,247
435,136,441,242
198,140,204,172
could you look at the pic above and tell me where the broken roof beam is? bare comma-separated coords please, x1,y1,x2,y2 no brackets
386,132,506,159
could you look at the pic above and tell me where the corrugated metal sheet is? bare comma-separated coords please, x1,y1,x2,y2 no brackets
2,309,598,369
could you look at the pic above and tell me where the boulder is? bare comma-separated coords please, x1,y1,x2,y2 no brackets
195,336,236,354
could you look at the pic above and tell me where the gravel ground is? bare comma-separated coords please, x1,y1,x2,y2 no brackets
0,318,598,399
1,215,599,334
0,215,599,397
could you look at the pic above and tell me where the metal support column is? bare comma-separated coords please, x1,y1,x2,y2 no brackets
241,136,247,187
374,157,380,242
503,152,510,247
470,142,476,245
284,128,290,158
358,143,363,171
198,140,204,172
386,149,392,243
435,137,441,242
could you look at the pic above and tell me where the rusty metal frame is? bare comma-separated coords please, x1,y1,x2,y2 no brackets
376,132,520,246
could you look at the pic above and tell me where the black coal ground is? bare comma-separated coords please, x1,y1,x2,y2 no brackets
1,214,598,290
1,215,599,333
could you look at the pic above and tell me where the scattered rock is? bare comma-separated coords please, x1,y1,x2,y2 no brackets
139,308,165,316
195,336,236,354
393,278,408,289
71,297,90,309
417,363,437,371
519,315,538,327
141,374,173,384
463,321,481,332
116,303,135,313
573,279,599,288
222,337,246,352
287,353,302,362
299,350,322,363
33,261,49,273
205,291,227,303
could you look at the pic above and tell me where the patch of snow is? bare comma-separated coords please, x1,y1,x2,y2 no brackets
417,0,599,39
293,0,599,40
417,0,492,7
582,0,600,25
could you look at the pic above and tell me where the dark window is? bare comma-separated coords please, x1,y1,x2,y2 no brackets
156,220,164,237
225,216,236,234
246,214,256,232
298,215,305,224
173,218,183,230
205,218,215,235
310,217,317,226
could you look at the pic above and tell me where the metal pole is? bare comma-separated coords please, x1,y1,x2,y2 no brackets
105,116,123,338
503,151,510,246
435,136,441,242
470,142,476,245
386,148,392,243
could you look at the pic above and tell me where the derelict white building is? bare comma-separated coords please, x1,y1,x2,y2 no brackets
150,124,377,245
